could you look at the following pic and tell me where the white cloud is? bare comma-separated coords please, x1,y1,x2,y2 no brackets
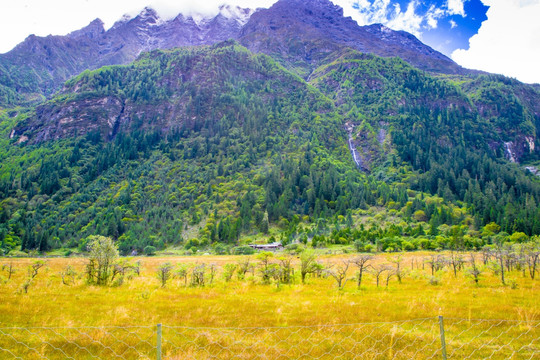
339,0,425,37
339,0,467,39
426,5,446,29
452,0,540,84
387,1,425,35
143,0,277,21
446,0,466,17
449,19,457,28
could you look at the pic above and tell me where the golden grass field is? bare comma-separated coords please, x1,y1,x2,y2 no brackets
0,252,538,359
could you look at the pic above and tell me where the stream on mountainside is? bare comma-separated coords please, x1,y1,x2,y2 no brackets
345,123,363,169
348,134,361,168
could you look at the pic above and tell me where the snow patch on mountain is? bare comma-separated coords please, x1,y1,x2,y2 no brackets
111,4,255,30
219,5,256,26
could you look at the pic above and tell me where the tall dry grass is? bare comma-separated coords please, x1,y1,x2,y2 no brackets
0,252,538,359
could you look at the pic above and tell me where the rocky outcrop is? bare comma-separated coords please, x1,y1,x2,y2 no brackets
13,97,125,143
503,136,536,163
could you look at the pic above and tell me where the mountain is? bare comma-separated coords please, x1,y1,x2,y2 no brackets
0,5,254,105
239,0,466,77
1,0,468,107
1,0,540,255
3,41,540,254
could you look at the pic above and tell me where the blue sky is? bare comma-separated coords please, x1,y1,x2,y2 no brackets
408,0,489,56
349,0,489,57
0,0,539,83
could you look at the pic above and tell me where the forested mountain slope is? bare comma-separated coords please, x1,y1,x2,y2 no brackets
1,41,540,255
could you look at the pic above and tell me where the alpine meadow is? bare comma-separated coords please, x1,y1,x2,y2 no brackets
0,0,539,359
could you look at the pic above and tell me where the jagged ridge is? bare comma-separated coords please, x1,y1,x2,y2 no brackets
1,0,470,106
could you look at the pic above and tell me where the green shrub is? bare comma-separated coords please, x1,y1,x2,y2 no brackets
233,245,255,255
144,246,156,256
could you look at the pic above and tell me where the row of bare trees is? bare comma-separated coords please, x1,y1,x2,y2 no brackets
1,259,47,293
413,242,540,285
3,239,538,291
152,241,540,289
325,255,402,289
152,252,396,290
157,262,218,287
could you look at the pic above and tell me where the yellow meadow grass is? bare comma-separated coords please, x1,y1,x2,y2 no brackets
0,252,538,359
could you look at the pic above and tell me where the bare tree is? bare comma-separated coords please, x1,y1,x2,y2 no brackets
514,244,528,278
504,249,518,273
19,260,47,294
190,264,206,287
28,260,47,280
326,260,350,289
133,261,141,276
109,259,140,284
467,253,482,285
2,262,15,281
481,246,492,265
110,264,124,284
449,250,465,277
370,264,387,288
157,262,173,287
524,240,540,280
492,237,507,285
384,266,395,288
352,255,372,289
60,265,77,286
208,263,218,285
390,255,404,283
176,264,190,286
426,255,446,276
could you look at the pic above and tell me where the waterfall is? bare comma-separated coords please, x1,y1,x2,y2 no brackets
348,134,361,168
504,142,517,163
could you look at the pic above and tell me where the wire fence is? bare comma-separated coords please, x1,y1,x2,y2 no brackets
0,317,538,359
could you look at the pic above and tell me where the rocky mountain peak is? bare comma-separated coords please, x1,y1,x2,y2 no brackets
68,18,105,39
136,7,163,24
278,0,344,14
111,14,134,30
262,0,350,25
240,0,465,75
218,4,256,26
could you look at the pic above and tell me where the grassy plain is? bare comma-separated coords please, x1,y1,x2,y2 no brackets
0,252,538,359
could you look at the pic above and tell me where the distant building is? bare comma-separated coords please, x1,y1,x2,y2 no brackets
248,242,283,251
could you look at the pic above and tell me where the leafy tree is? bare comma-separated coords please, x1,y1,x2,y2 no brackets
85,235,119,285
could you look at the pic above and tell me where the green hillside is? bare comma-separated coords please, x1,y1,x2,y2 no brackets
1,42,540,255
